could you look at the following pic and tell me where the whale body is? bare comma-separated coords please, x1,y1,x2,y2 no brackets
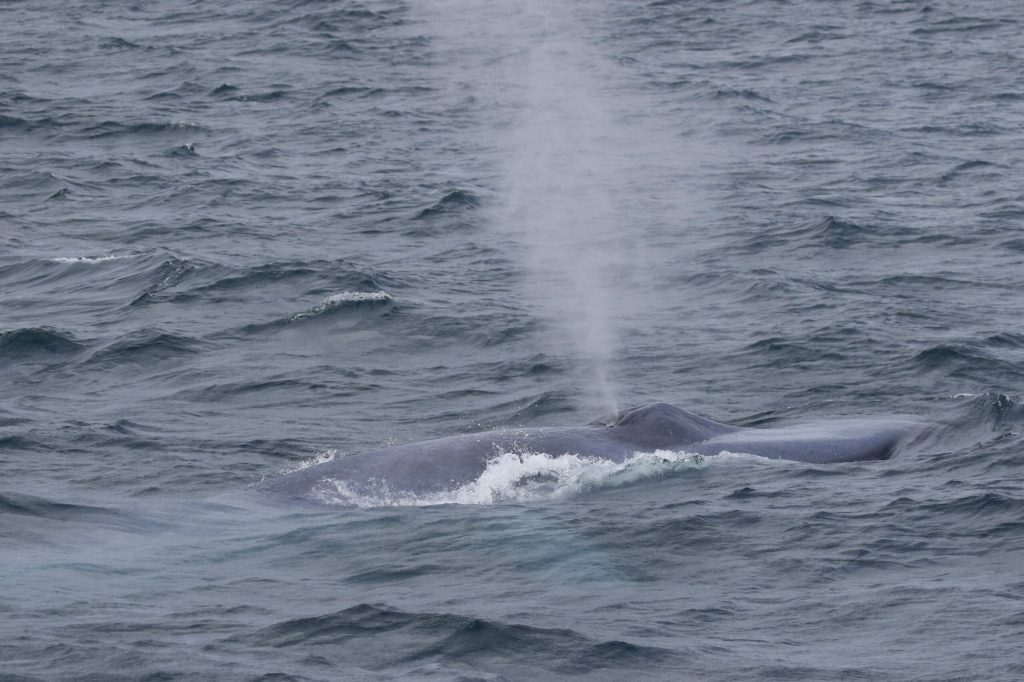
261,403,917,501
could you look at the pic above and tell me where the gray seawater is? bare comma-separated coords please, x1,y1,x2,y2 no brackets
3,0,1024,679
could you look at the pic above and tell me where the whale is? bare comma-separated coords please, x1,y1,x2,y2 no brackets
260,403,919,501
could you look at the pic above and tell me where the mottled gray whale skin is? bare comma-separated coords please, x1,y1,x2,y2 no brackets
261,403,917,499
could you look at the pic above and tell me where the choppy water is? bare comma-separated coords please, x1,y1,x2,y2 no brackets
3,0,1024,679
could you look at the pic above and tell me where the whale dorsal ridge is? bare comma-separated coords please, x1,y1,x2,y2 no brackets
593,402,736,446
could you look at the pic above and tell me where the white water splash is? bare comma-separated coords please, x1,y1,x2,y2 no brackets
292,291,392,320
307,449,714,508
281,449,339,476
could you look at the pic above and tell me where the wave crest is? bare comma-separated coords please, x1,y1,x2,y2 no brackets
292,291,393,320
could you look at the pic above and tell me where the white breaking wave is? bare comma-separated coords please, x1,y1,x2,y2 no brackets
308,449,716,508
50,255,128,264
292,291,392,320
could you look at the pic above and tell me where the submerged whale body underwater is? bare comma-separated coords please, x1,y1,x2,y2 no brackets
262,403,918,502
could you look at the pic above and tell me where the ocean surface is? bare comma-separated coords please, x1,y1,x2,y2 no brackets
3,0,1024,679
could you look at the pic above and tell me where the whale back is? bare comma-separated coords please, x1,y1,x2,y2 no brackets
596,402,738,450
697,419,913,463
262,402,919,502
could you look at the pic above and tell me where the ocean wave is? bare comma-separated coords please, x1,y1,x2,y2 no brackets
738,215,878,252
291,291,393,320
85,329,203,365
413,189,480,219
126,255,201,306
98,36,142,50
240,602,678,671
0,114,33,130
920,491,1023,517
0,327,84,358
80,120,208,140
0,253,210,320
950,392,1024,428
741,335,845,366
176,378,332,405
224,289,394,337
911,17,1015,36
906,392,1024,466
985,332,1024,349
187,261,318,294
0,492,109,520
220,89,292,103
913,344,1024,381
0,170,64,191
123,258,391,316
940,159,996,183
49,255,129,264
712,87,772,102
0,434,44,450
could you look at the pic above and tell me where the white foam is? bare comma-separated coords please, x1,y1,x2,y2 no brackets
308,449,711,508
50,255,127,264
322,291,392,304
292,291,392,320
256,450,340,487
288,449,338,474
